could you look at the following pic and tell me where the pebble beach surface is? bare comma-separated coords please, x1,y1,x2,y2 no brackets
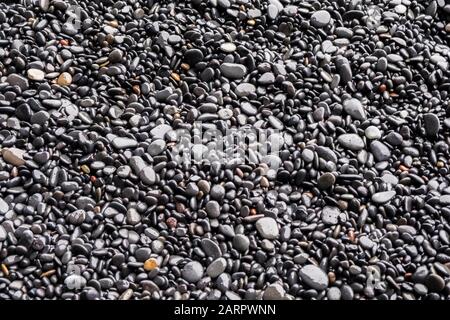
1,0,450,300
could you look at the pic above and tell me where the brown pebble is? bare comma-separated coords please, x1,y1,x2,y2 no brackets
1,264,9,276
446,23,450,33
171,72,180,81
181,63,190,71
328,272,336,284
260,177,269,187
106,20,118,28
144,258,159,271
166,217,177,228
57,72,72,86
379,84,387,93
41,269,56,278
132,84,141,95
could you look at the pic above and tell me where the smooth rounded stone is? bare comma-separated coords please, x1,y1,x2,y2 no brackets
258,72,275,84
64,274,87,289
112,137,138,149
27,69,45,81
235,83,256,97
255,217,279,239
365,126,381,140
370,141,391,161
335,55,352,83
359,236,375,249
268,115,284,130
148,139,166,156
343,98,366,120
184,49,204,65
263,283,285,300
6,74,29,90
220,42,236,53
139,167,156,185
425,274,445,292
0,198,9,215
1,148,26,166
337,134,365,151
423,113,440,136
327,287,342,300
201,239,222,259
210,185,225,201
218,108,233,120
150,124,172,139
385,132,403,146
220,63,247,79
57,72,72,86
267,4,279,19
321,206,341,225
299,265,329,291
30,110,50,125
0,225,7,241
205,200,220,218
372,191,396,204
301,149,314,162
182,261,204,283
311,10,331,28
232,234,250,252
206,258,227,278
398,225,417,236
440,195,450,205
240,102,257,116
108,49,123,63
317,172,335,189
126,208,141,225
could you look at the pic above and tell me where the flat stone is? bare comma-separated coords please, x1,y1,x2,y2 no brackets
317,172,336,189
205,200,220,218
139,166,156,185
337,134,364,151
267,4,279,19
6,74,29,90
255,217,279,239
0,198,9,214
343,98,366,121
30,110,50,125
299,264,329,290
232,234,250,252
150,124,172,139
0,225,7,241
1,148,26,166
370,141,391,161
372,190,396,204
220,42,236,53
206,258,227,278
148,139,166,156
321,206,341,225
235,83,256,97
311,10,331,28
201,238,222,259
126,208,141,225
27,69,45,81
182,261,204,283
220,63,247,79
263,283,285,300
184,48,204,65
112,137,138,149
423,113,440,136
258,72,275,84
365,126,381,140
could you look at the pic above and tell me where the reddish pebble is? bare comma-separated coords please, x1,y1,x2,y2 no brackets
166,217,177,228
